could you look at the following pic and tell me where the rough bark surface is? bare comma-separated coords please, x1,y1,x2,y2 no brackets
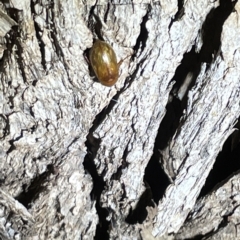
0,0,240,240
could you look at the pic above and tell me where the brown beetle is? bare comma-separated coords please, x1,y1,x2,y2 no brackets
89,40,122,87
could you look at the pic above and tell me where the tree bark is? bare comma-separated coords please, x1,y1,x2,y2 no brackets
0,0,240,239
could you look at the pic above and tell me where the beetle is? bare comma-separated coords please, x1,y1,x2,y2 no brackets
89,39,123,87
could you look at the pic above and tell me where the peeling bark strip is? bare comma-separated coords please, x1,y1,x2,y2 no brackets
0,0,240,239
0,8,17,37
176,171,240,239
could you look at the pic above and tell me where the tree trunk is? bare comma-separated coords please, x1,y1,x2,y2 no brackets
1,0,240,239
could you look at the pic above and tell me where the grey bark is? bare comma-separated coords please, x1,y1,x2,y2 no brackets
0,0,240,240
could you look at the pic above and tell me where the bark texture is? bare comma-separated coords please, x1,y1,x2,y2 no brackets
0,0,240,239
